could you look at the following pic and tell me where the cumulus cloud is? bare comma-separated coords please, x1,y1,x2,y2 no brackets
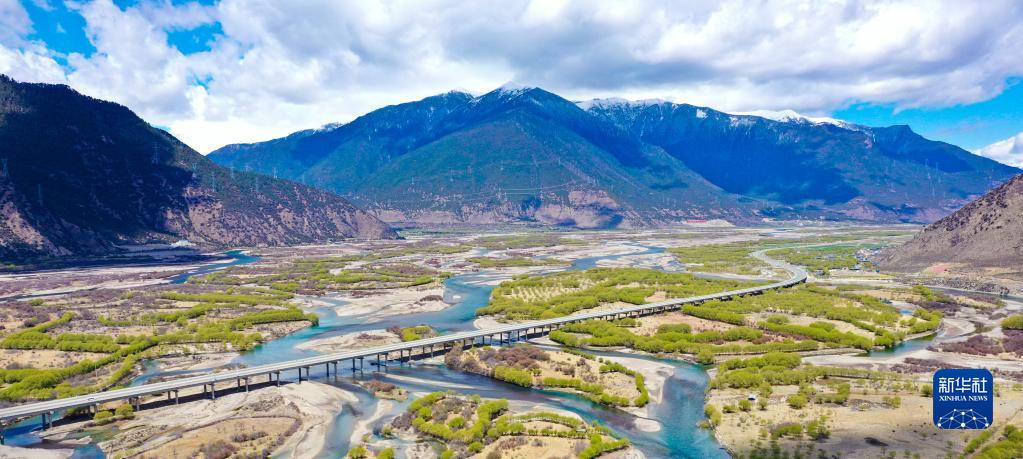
1,0,1022,152
975,132,1023,168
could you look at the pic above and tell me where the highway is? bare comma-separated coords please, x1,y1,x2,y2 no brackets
0,249,806,434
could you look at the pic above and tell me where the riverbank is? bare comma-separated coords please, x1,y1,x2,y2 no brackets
297,286,450,322
39,382,354,458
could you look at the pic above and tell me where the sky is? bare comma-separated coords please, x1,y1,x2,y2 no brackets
1,0,1022,166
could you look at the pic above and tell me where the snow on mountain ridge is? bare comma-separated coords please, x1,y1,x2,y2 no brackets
574,97,669,110
727,109,854,128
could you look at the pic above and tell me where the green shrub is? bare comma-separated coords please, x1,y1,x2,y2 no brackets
771,422,803,439
493,365,534,387
346,445,367,458
787,394,808,409
115,403,134,419
93,410,114,425
1002,315,1023,330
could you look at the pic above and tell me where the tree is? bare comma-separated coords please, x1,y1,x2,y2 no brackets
787,394,808,409
93,411,114,425
115,403,135,419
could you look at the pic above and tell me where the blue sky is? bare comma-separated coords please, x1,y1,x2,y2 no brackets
1,0,1022,163
834,79,1023,150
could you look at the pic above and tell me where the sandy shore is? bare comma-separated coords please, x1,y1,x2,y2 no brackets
43,382,356,458
0,445,73,458
473,316,505,330
156,352,241,372
348,399,394,446
384,373,479,391
594,252,682,272
319,286,450,322
295,329,400,353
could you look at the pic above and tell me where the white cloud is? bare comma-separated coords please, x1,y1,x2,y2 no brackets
0,0,33,46
0,0,1022,153
975,132,1023,168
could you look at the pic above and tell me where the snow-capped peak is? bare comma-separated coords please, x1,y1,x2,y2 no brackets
497,81,534,93
313,121,345,133
446,87,476,97
727,109,854,128
575,97,670,110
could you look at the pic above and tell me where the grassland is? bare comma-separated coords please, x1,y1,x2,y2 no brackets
0,285,313,402
545,284,931,359
668,241,778,274
189,256,449,295
667,233,891,275
767,243,877,275
467,256,569,268
477,267,761,320
472,233,585,250
349,391,631,459
703,352,1023,459
445,344,648,407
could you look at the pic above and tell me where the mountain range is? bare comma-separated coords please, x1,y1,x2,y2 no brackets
0,75,396,260
209,84,1020,228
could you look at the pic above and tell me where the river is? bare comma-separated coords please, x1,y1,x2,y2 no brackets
8,242,932,458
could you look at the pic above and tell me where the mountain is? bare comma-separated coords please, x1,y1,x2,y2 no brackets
0,75,396,259
878,173,1023,271
582,98,1019,222
209,86,1020,228
213,86,759,228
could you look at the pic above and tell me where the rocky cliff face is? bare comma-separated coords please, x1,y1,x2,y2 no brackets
879,173,1023,270
0,75,396,260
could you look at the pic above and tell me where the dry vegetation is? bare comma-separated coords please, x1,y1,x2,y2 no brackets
0,284,314,402
348,392,630,459
445,345,648,407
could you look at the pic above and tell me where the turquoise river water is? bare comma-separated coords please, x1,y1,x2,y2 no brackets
8,243,933,458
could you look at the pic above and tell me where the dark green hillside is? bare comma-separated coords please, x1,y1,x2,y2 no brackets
0,75,396,259
585,100,1019,222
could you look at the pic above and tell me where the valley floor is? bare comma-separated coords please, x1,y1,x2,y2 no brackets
2,225,1021,459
